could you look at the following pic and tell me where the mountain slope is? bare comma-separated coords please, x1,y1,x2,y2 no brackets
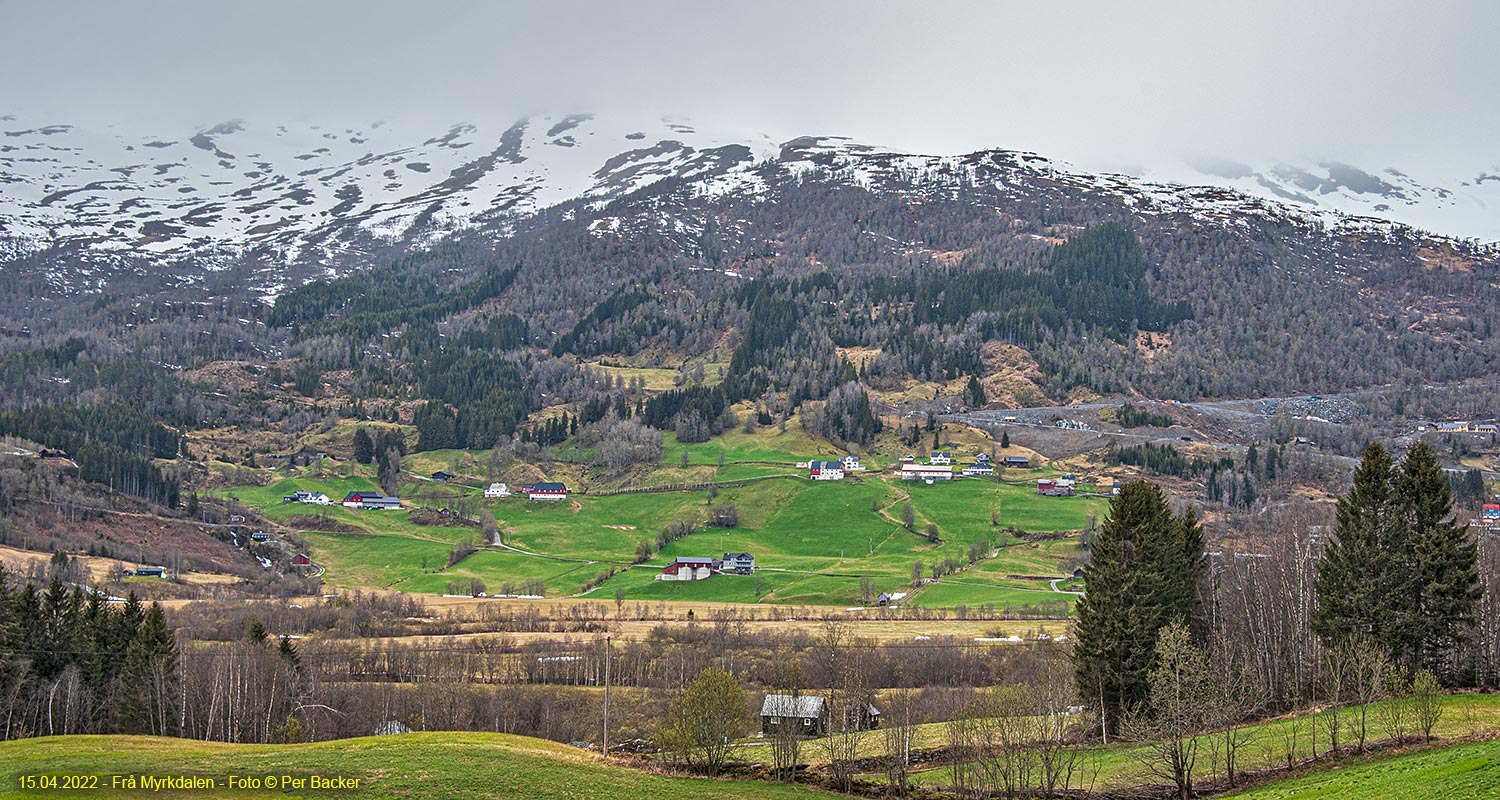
0,113,776,294
3,113,1496,300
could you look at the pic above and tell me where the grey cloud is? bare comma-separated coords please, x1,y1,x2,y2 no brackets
1,0,1495,172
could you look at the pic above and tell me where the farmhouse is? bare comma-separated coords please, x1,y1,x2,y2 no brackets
1002,455,1031,468
342,491,401,510
249,530,271,542
283,490,330,505
1476,423,1499,434
896,463,953,483
1036,476,1077,497
657,556,719,581
1436,421,1470,433
809,460,845,480
291,449,328,467
132,566,166,578
876,592,893,606
929,451,952,465
528,482,569,500
975,452,992,463
721,552,755,574
484,482,511,498
840,455,866,471
961,462,994,477
760,694,880,736
431,471,455,482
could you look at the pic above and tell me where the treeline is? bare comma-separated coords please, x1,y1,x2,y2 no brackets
409,351,532,450
0,574,178,738
1104,441,1231,478
269,260,522,340
1117,402,1173,428
550,285,653,357
0,404,182,506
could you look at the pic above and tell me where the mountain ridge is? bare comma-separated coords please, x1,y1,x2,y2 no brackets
3,112,1495,300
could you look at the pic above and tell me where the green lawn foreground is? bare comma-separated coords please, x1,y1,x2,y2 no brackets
0,732,837,800
1226,737,1500,799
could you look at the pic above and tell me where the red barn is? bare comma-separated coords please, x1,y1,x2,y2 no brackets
292,553,312,567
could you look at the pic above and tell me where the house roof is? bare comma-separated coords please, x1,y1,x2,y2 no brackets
723,552,753,560
530,482,567,492
931,451,951,457
810,461,842,469
761,694,825,718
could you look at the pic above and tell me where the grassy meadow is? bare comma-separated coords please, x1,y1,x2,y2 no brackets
214,422,1106,607
0,733,836,800
1225,737,1500,799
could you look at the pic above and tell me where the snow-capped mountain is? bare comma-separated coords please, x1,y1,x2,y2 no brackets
0,113,778,264
2,111,1496,299
1125,155,1500,244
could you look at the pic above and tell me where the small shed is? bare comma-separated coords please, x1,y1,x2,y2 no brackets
762,694,828,736
761,694,880,736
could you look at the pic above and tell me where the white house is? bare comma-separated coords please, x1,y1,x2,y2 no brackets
484,482,511,498
896,463,953,482
841,455,867,471
809,460,845,481
929,451,953,465
960,463,994,477
283,490,330,505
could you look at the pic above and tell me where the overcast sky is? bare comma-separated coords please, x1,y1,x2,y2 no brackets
2,1,1495,171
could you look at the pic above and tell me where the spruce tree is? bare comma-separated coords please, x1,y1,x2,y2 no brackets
1315,442,1483,676
1313,442,1397,645
1396,442,1481,672
116,603,177,736
1074,480,1205,734
352,427,374,464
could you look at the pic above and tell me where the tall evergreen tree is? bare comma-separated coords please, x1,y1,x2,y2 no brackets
352,427,374,464
116,603,177,736
964,374,986,407
1396,442,1482,673
1314,442,1398,646
1075,480,1205,734
1316,441,1483,676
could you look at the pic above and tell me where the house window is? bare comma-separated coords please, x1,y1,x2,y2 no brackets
771,716,781,724
801,718,811,726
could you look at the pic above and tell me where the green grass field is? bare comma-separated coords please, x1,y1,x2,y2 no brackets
219,426,1106,606
1226,738,1500,799
0,733,836,799
892,692,1500,792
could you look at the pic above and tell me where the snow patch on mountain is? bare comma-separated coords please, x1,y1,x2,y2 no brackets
2,112,1495,299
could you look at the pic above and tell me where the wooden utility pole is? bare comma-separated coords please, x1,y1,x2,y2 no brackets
602,634,611,757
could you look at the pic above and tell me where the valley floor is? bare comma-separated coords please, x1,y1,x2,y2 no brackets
0,733,836,800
